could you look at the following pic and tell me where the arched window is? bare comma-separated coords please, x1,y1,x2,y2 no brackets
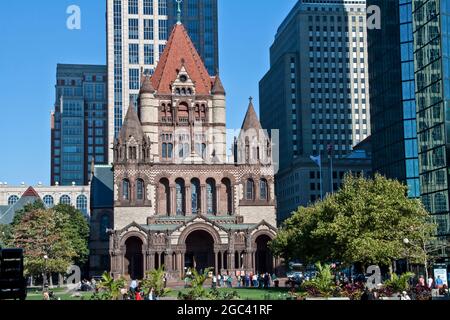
136,179,145,201
176,179,186,216
76,195,88,215
202,144,207,159
100,214,110,241
221,178,233,215
8,195,19,206
168,143,173,158
206,179,217,215
246,179,254,201
43,195,54,208
260,179,268,201
162,143,167,158
158,178,171,215
191,178,201,214
60,195,71,205
122,180,130,200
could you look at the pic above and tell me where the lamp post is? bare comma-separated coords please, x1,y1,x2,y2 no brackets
404,238,429,280
43,254,48,291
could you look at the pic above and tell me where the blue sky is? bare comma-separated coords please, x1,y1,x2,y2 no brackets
0,0,297,185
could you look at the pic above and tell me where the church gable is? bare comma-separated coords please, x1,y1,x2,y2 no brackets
151,24,212,95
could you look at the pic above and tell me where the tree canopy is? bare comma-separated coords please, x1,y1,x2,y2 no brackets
2,201,90,276
270,174,436,269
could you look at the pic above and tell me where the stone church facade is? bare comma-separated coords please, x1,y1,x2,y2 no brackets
108,22,279,280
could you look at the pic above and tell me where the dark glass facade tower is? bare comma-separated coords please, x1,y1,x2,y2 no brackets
168,0,219,75
413,0,450,239
51,64,108,186
367,0,420,198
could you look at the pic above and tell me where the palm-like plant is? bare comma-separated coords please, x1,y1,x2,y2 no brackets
302,263,337,297
141,266,171,298
178,268,212,300
384,272,415,293
96,272,126,300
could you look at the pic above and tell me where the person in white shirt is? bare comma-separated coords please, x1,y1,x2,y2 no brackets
212,275,217,289
427,276,434,289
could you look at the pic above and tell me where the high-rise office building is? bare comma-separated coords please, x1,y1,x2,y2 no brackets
413,0,450,239
106,0,219,160
259,0,372,222
51,64,108,186
367,0,420,198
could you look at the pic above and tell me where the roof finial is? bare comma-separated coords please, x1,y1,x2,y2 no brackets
249,96,253,104
176,0,183,24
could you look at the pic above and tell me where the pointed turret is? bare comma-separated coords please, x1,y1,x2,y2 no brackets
211,74,226,96
140,74,155,95
241,97,263,131
119,102,144,143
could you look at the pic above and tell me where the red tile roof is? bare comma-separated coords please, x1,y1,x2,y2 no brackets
22,187,40,198
151,23,213,95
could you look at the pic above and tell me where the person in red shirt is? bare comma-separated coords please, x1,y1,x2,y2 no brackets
135,288,143,301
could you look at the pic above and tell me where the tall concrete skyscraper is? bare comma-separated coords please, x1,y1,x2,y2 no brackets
259,0,371,222
367,0,420,199
51,64,108,186
106,0,219,160
413,0,450,242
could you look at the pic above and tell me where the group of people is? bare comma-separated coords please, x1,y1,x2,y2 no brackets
210,273,234,288
360,274,449,301
120,279,158,301
236,273,275,289
183,271,276,290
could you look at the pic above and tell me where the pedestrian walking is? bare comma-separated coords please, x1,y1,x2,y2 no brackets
427,276,434,289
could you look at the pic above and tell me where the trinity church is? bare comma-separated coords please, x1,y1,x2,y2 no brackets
101,21,278,281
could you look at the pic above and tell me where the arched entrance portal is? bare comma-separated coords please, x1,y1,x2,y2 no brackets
124,237,144,280
185,230,215,273
255,235,273,274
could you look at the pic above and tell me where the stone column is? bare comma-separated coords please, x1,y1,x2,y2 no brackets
228,251,235,271
201,185,207,215
170,186,176,216
216,185,222,216
214,251,219,275
185,185,192,215
181,253,186,278
148,252,155,270
165,251,173,272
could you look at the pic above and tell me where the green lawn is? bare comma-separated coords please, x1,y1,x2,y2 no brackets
168,287,292,300
26,288,91,301
25,287,291,301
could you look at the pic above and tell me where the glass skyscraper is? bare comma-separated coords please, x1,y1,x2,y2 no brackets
106,0,219,161
51,64,108,186
413,0,450,238
367,0,420,198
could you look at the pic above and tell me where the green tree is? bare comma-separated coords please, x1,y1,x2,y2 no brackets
0,224,12,248
11,208,76,278
271,174,436,271
53,204,90,265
